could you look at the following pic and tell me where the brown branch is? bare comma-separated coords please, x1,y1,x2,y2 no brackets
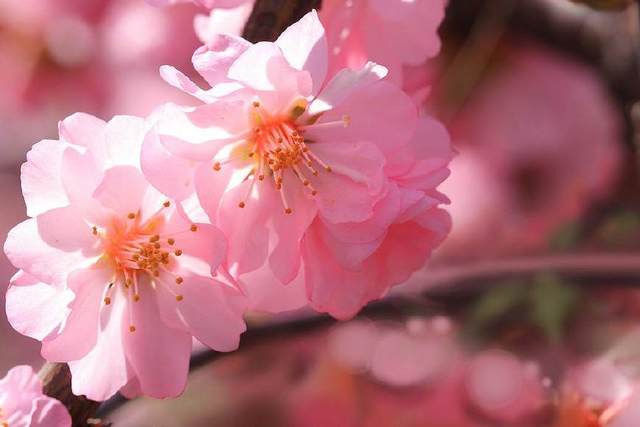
242,0,321,42
38,363,100,427
96,252,640,419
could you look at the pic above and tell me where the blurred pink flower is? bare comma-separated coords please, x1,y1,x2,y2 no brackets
441,45,623,256
143,11,452,318
465,350,546,425
319,0,446,85
4,113,246,400
0,365,71,427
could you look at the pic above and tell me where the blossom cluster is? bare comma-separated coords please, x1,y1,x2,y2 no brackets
2,0,451,407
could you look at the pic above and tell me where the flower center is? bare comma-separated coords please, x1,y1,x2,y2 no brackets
212,99,350,214
91,201,198,332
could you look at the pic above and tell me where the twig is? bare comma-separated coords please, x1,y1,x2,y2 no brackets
38,363,100,427
96,252,640,419
242,0,321,42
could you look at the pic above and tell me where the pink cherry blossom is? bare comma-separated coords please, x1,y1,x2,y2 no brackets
319,0,447,85
440,44,623,257
143,10,452,318
4,113,247,401
0,365,71,427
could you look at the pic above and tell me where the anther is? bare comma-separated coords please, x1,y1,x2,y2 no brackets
285,208,293,215
190,225,198,232
258,174,265,181
238,201,246,208
213,162,221,171
175,277,184,284
127,213,136,219
342,115,351,127
104,297,111,305
167,238,175,245
92,226,98,235
175,249,183,256
149,235,160,243
325,166,332,172
163,201,171,208
133,294,141,302
129,325,136,333
175,295,184,302
252,101,260,108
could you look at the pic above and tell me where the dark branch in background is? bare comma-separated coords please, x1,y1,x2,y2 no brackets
242,0,322,42
44,0,640,425
97,252,640,418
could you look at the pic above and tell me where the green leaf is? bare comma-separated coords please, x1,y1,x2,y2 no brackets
529,274,579,342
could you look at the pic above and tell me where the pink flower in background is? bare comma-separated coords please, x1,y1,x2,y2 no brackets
4,113,246,400
440,44,623,257
0,365,71,427
143,11,452,318
319,0,447,85
465,350,546,425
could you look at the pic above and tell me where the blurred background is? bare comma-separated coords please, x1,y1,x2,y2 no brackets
2,0,640,425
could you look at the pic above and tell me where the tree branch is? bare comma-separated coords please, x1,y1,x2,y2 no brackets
242,0,321,42
38,363,100,427
96,252,640,419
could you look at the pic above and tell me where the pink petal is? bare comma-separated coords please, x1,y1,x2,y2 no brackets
308,142,386,224
141,128,200,201
20,139,70,217
159,65,212,102
268,174,317,284
237,266,308,313
0,366,42,414
307,62,387,116
218,179,275,276
307,80,417,157
159,275,246,351
93,166,149,218
6,271,73,341
193,34,251,87
58,113,108,165
163,206,228,276
275,10,328,94
41,265,113,362
29,397,72,427
123,283,191,398
68,289,130,401
60,147,108,224
103,115,149,169
4,207,98,285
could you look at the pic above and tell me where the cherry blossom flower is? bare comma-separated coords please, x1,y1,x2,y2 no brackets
319,0,447,85
143,10,452,318
0,365,71,427
4,113,247,401
440,45,622,257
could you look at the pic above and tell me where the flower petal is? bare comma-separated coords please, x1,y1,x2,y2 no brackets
68,289,130,402
29,396,72,427
275,10,328,94
4,207,98,285
193,34,251,87
6,271,73,341
93,166,150,218
41,264,113,362
123,283,191,399
20,140,70,217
